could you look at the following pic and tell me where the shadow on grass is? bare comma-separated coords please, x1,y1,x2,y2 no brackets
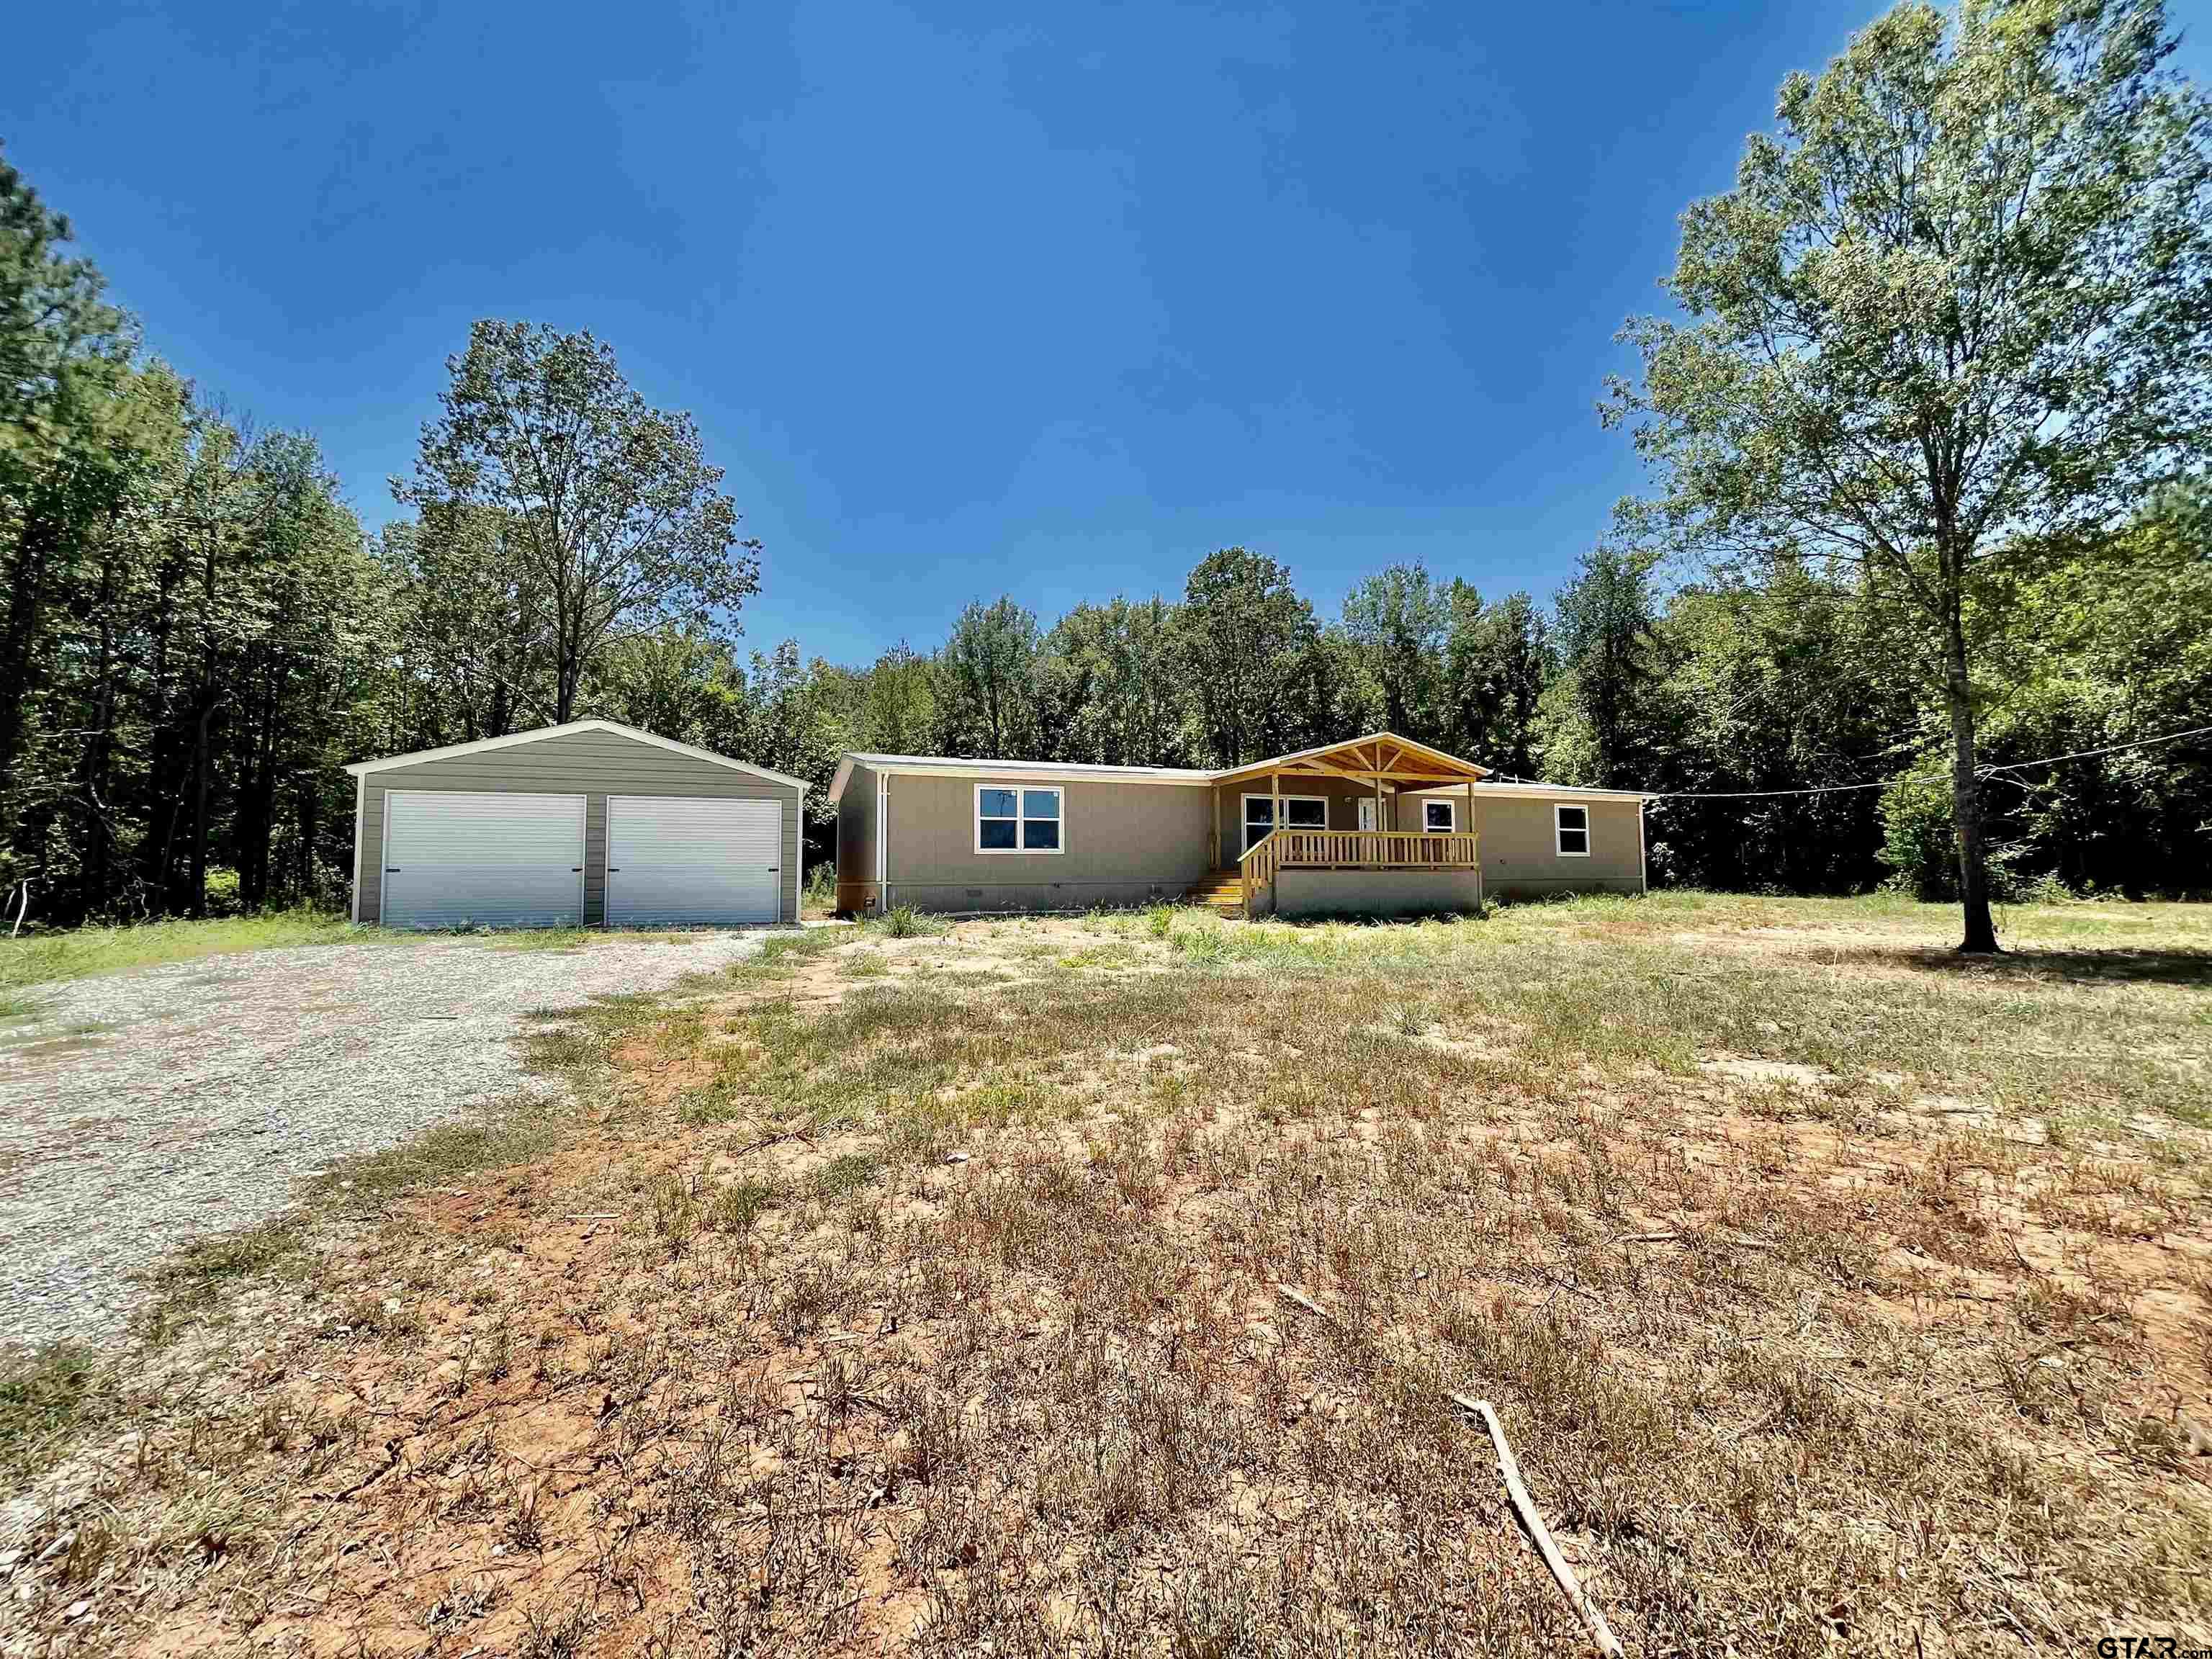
1822,943,2212,989
1257,908,1485,927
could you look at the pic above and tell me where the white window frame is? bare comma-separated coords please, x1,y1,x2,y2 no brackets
1554,802,1592,858
974,783,1065,855
1422,799,1456,833
1241,792,1328,852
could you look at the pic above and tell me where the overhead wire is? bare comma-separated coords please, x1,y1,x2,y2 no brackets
1490,722,2212,801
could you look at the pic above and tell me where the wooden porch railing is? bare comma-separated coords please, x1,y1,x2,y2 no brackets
1238,829,1480,914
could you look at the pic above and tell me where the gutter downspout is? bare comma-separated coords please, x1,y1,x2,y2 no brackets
876,770,889,914
349,773,365,923
1637,799,1649,896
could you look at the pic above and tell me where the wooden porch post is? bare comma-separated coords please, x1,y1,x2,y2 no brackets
1271,768,1281,845
1372,768,1383,854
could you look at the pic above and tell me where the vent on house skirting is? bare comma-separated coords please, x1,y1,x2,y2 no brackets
966,889,984,898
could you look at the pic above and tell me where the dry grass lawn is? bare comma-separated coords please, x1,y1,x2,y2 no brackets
4,891,2210,1657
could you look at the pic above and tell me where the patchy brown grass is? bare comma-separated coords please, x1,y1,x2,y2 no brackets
4,894,2210,1657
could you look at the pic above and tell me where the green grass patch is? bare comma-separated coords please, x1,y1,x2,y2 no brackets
143,1215,320,1339
0,908,364,992
141,1087,575,1344
309,1093,567,1212
0,1343,116,1472
484,926,716,951
732,929,844,981
811,1151,884,1198
485,926,596,952
869,903,948,939
710,1179,781,1231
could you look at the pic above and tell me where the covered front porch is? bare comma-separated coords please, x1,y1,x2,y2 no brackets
1194,734,1488,917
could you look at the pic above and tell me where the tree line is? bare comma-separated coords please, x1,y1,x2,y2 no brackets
800,518,2209,904
4,0,2208,935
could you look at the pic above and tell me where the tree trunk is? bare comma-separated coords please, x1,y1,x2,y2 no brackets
79,547,120,913
1943,629,2000,953
237,661,279,909
189,695,214,918
0,509,59,842
297,786,317,907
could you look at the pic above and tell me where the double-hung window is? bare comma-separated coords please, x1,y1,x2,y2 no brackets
976,785,1064,853
1242,794,1326,855
1554,803,1591,857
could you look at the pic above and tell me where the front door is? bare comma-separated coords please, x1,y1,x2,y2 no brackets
1357,798,1377,832
1244,794,1326,854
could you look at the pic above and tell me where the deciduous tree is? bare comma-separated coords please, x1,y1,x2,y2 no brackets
936,598,1042,756
1606,0,2212,949
1339,565,1449,744
396,320,757,724
1177,547,1336,765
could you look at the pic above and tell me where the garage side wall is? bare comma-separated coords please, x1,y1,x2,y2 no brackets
356,730,801,925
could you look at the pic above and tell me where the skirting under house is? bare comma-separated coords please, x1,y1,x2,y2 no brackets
1264,867,1485,918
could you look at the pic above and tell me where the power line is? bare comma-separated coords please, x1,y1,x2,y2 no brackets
1640,721,2212,802
1653,779,1893,801
1979,724,2212,774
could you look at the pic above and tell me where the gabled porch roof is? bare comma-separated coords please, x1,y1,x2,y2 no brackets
1212,732,1491,788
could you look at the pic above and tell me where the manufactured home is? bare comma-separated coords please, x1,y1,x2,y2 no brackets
829,732,1648,918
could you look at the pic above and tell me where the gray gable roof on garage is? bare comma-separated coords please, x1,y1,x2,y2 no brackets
346,719,809,791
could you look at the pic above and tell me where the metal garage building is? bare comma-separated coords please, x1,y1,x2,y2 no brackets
346,721,806,928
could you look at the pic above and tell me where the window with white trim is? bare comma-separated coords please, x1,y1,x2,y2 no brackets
1555,803,1591,857
1423,799,1456,832
976,785,1063,853
1241,793,1326,854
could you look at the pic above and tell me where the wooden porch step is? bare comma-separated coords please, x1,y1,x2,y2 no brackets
1184,868,1246,914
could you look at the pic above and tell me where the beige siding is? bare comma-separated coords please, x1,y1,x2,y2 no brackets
355,729,802,925
1402,788,1645,896
884,773,1213,912
835,762,881,914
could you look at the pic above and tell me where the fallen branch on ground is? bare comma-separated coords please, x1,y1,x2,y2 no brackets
1449,1391,1625,1658
1617,1228,1776,1252
732,1128,817,1158
1274,1282,1328,1320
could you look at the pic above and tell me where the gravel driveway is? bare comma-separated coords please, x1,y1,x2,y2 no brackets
0,932,766,1350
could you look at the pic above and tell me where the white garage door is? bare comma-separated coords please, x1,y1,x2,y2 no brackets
608,796,782,927
382,791,585,929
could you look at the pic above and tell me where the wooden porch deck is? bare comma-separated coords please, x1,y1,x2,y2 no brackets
1190,830,1483,917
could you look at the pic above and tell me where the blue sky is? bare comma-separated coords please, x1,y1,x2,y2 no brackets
18,2,2208,665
